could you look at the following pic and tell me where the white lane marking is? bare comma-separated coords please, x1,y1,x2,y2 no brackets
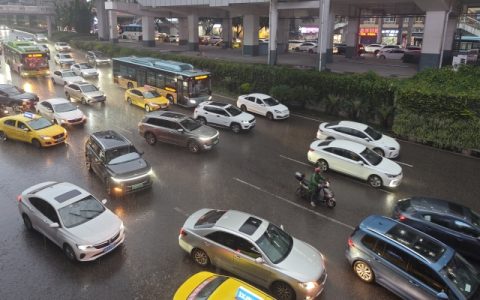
290,113,321,122
233,177,355,230
279,154,310,167
396,161,413,168
174,207,189,217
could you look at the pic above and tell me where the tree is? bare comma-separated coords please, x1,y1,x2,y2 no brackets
232,17,243,38
199,18,221,36
55,0,93,33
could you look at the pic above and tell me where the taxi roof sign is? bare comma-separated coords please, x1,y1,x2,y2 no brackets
235,286,263,300
23,112,35,119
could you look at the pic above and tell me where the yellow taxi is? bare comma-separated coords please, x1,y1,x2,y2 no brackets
0,112,67,148
125,86,169,112
174,271,275,300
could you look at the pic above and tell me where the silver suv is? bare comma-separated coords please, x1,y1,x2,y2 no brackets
138,111,219,153
193,101,255,133
64,81,106,104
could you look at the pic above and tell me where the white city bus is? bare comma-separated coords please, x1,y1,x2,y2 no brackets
119,24,142,41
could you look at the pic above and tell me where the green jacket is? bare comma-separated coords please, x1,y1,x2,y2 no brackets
309,172,326,191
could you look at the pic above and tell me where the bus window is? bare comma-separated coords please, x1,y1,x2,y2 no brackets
191,78,210,97
146,71,156,86
165,75,176,89
156,73,165,88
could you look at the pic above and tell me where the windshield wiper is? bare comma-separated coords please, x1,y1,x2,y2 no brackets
80,209,103,213
69,212,94,219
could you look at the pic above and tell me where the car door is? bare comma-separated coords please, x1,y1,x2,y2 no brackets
204,231,239,273
254,98,266,115
69,84,81,101
331,127,353,141
405,259,447,300
341,149,368,178
242,96,255,112
231,236,272,287
166,120,186,146
449,218,480,258
215,108,231,127
38,102,54,121
131,90,144,107
71,64,79,75
349,129,370,146
2,119,18,140
151,119,175,144
86,138,105,178
28,197,62,246
16,121,32,142
53,71,61,84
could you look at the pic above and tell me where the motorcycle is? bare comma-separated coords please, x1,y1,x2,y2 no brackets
294,172,336,208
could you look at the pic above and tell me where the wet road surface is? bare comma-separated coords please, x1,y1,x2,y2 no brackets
1,30,480,300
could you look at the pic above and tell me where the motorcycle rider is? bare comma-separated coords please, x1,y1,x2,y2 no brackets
309,167,327,207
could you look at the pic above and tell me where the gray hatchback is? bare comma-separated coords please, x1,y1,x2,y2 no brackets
138,111,219,153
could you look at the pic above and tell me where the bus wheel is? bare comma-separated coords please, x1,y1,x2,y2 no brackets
127,82,133,89
167,95,174,104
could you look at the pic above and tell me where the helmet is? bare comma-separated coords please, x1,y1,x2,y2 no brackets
314,167,321,173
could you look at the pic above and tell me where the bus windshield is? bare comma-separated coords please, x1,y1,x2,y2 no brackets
22,54,48,70
190,78,210,97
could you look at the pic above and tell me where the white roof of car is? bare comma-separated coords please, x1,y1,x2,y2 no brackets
43,98,70,105
246,93,271,99
317,139,367,153
215,210,268,241
30,182,91,210
334,120,368,131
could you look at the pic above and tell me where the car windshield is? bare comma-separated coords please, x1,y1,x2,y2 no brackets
180,118,202,131
58,42,67,46
58,195,105,228
256,223,293,264
143,91,160,99
60,54,72,59
62,71,76,77
54,102,77,113
80,85,98,93
364,126,382,140
93,52,107,58
106,146,139,164
469,210,480,227
225,105,242,116
4,87,22,95
79,64,92,69
360,147,382,166
27,117,52,130
442,253,480,298
263,97,279,106
187,276,227,300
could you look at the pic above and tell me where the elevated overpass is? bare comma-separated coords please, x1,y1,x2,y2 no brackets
0,4,54,36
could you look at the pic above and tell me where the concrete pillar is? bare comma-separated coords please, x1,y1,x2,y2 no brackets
142,16,155,47
277,19,289,53
326,11,335,63
397,17,404,45
221,17,232,49
442,17,457,65
377,17,383,43
268,0,278,65
47,15,53,38
243,14,259,56
187,14,199,51
178,18,188,45
317,0,331,70
419,11,447,70
108,10,118,43
406,17,414,46
345,16,360,58
95,0,109,41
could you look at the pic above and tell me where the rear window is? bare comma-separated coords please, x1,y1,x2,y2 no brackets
194,210,226,228
187,276,227,300
325,121,339,128
396,199,411,212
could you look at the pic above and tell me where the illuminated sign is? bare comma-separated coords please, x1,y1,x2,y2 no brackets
360,28,378,37
194,75,208,80
27,54,43,58
165,87,176,92
235,286,263,300
23,112,35,119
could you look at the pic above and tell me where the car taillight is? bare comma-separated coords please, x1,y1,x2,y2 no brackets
17,195,22,202
309,148,314,152
398,214,406,221
179,228,187,237
347,237,355,248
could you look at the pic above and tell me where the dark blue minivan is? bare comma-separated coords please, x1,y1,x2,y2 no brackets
346,215,480,300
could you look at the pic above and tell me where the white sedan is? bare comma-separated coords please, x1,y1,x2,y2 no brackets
377,48,405,60
237,93,289,120
54,53,75,66
364,44,383,53
18,181,125,261
71,63,99,78
35,98,86,126
316,120,400,158
51,70,83,85
295,42,317,52
307,139,403,188
54,42,71,52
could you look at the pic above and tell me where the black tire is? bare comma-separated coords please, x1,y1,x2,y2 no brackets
374,50,380,55
126,97,132,105
191,248,210,267
197,117,207,125
373,148,385,157
63,244,77,261
353,260,375,283
127,82,134,89
0,130,6,141
379,55,386,60
327,198,336,208
231,123,241,133
308,49,313,53
240,105,247,112
368,175,383,188
22,214,33,231
81,98,86,105
65,92,70,100
145,132,157,145
145,105,151,112
63,81,67,86
167,95,174,105
317,159,329,172
271,281,295,300
266,112,274,120
188,141,201,153
31,139,42,149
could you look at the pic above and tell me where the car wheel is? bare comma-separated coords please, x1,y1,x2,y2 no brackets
31,138,42,149
327,198,336,208
144,132,157,145
317,159,329,172
380,55,386,59
271,281,295,300
81,98,86,105
197,117,207,125
63,81,67,86
63,244,77,261
240,105,247,112
374,50,380,55
0,130,6,141
85,159,92,172
51,78,55,84
167,95,174,105
191,248,210,267
373,148,385,157
65,92,70,100
127,82,134,89
266,112,274,120
231,123,241,133
308,49,313,53
354,260,375,283
22,214,33,231
368,175,383,188
145,105,151,112
188,141,201,153
127,97,132,105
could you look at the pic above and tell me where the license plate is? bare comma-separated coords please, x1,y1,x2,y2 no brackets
103,243,115,253
56,138,65,143
131,183,143,190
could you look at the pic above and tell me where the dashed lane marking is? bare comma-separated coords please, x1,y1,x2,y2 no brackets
279,154,311,166
233,177,355,230
173,207,190,217
396,161,414,168
290,113,321,122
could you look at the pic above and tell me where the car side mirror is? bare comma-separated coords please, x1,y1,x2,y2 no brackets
101,199,107,205
49,222,59,228
280,224,285,230
436,292,448,300
255,257,265,264
356,161,364,165
364,137,371,142
177,128,184,133
23,127,30,132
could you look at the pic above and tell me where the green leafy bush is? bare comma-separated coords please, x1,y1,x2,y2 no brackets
239,83,252,94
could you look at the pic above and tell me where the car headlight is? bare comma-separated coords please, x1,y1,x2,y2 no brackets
77,244,94,251
59,118,67,124
189,99,196,104
149,103,160,107
119,222,124,231
388,147,396,150
147,168,154,176
299,281,317,290
208,96,212,100
386,173,398,178
40,135,52,140
274,109,281,113
241,120,249,123
199,136,211,141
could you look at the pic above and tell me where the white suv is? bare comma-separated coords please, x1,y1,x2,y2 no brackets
194,101,255,133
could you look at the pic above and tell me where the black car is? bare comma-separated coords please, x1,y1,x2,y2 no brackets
393,197,480,260
0,84,39,116
85,130,153,195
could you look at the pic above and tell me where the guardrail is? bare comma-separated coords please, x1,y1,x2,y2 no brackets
0,5,54,15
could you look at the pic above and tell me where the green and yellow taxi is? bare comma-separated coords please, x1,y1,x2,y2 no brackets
174,271,275,300
125,86,169,112
0,112,67,148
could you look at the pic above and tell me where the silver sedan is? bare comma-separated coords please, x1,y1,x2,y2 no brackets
178,209,327,300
